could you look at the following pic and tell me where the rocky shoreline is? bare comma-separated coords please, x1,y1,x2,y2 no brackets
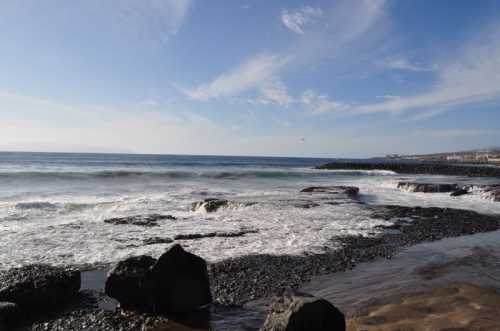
3,185,500,330
316,161,500,177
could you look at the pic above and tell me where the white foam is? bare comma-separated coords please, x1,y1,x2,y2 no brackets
1,170,499,270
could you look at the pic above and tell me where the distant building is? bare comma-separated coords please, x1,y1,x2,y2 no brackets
446,154,463,162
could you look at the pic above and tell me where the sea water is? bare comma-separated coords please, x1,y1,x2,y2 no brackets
1,152,500,270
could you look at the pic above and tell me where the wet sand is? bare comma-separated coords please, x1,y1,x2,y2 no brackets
301,230,500,330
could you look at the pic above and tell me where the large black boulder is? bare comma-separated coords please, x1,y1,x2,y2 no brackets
261,294,345,331
105,255,156,311
150,244,212,314
104,245,212,315
0,301,20,328
0,265,81,312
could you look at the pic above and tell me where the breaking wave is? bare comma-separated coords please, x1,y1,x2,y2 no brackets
0,169,397,182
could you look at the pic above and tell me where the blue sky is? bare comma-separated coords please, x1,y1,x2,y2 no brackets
1,0,500,157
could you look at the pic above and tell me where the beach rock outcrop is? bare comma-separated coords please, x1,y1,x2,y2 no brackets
104,214,176,227
300,186,359,197
105,244,212,315
316,161,500,178
261,293,345,331
397,182,459,193
451,188,470,196
0,265,81,313
0,301,20,328
150,244,212,314
192,198,229,212
105,255,156,311
191,198,256,213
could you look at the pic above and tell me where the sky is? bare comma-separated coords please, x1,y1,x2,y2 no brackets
1,0,500,158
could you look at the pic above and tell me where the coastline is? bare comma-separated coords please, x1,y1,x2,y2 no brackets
316,161,500,177
9,203,500,330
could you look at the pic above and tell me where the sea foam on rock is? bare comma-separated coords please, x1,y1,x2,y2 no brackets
191,198,256,213
0,264,81,313
105,244,212,315
260,293,345,331
397,182,459,193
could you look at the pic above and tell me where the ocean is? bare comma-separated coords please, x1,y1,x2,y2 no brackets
1,152,500,271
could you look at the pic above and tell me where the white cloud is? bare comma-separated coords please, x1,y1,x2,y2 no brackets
259,79,294,106
300,89,344,114
354,26,500,118
281,6,323,35
379,56,431,72
181,54,291,101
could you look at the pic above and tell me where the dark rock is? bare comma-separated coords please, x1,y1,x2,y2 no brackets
451,188,470,197
0,265,80,312
300,186,359,197
316,161,500,177
191,199,256,213
0,301,20,328
397,182,459,193
105,255,156,312
104,214,175,227
261,294,345,331
191,198,229,212
150,244,212,314
174,229,258,241
28,309,170,331
142,237,174,246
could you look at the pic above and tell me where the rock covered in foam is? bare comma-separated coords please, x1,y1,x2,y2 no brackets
261,293,345,331
0,264,81,312
191,198,256,213
397,182,459,193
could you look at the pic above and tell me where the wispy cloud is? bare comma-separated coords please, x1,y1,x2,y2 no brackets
300,90,344,114
181,54,291,101
354,26,500,118
281,6,323,35
182,0,387,109
259,79,294,106
378,56,432,72
113,0,192,43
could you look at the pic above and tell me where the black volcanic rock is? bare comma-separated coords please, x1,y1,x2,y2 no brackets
316,161,500,177
397,182,459,193
260,294,345,331
451,188,470,196
105,255,156,311
150,244,212,314
0,265,80,313
104,214,176,227
0,301,19,329
104,245,212,315
174,229,258,241
300,186,359,197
